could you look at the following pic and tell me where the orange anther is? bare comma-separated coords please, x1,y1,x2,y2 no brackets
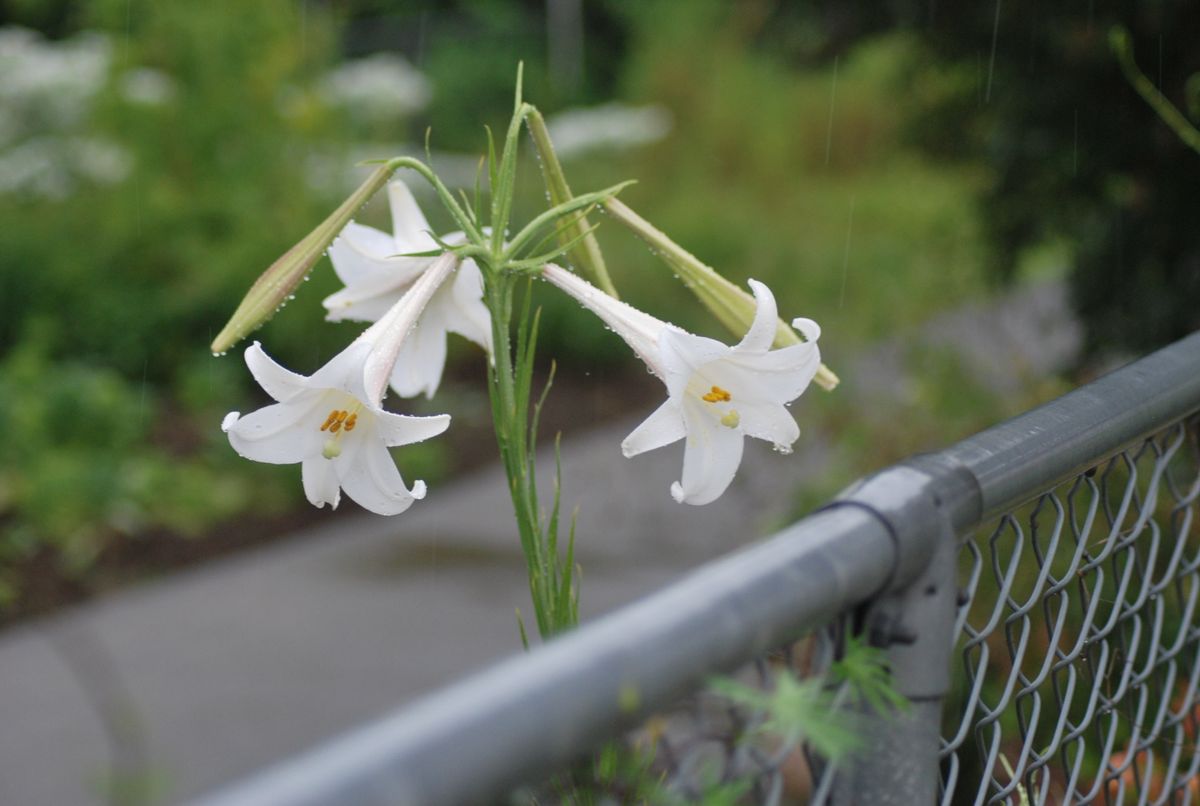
345,413,358,432
321,409,352,433
701,385,732,403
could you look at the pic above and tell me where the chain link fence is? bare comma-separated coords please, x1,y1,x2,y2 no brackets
944,417,1200,804
191,332,1200,806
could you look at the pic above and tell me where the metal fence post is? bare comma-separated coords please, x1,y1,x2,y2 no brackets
829,465,965,805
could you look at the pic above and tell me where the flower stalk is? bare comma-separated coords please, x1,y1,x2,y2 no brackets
1111,26,1200,157
478,75,581,640
483,265,579,640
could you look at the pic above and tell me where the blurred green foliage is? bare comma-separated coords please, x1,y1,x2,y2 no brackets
0,0,369,604
528,4,987,370
0,0,1000,612
899,0,1200,354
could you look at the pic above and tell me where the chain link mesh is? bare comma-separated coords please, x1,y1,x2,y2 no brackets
515,627,863,804
942,416,1200,804
521,417,1200,805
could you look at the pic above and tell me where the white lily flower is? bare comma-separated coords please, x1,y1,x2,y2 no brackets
222,254,460,516
322,178,491,399
542,264,821,506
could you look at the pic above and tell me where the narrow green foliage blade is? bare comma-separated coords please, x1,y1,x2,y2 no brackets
504,180,635,261
490,67,526,253
473,155,485,230
515,608,530,650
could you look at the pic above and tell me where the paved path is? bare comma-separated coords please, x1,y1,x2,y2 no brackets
0,282,1080,806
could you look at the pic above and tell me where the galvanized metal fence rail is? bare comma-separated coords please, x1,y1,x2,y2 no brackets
192,331,1200,805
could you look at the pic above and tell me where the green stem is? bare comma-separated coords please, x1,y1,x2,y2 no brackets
1111,26,1200,156
483,267,569,640
385,157,484,244
502,181,635,264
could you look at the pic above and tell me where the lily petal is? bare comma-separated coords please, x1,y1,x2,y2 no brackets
323,282,409,324
338,438,423,516
671,399,745,505
622,400,686,457
541,264,666,373
226,399,323,464
719,342,821,402
388,313,449,398
324,234,427,321
387,179,435,250
340,220,400,260
733,398,800,450
359,252,459,405
374,411,451,448
302,455,341,509
308,340,375,404
791,317,821,342
735,279,780,354
657,328,729,399
245,342,312,403
444,259,493,352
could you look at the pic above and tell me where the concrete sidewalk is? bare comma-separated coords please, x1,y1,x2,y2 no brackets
0,281,1080,806
0,416,825,806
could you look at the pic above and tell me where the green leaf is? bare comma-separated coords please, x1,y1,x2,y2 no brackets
711,671,862,761
503,180,636,262
490,66,527,254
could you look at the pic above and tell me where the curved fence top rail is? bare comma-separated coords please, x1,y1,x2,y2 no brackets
938,330,1200,528
190,330,1200,806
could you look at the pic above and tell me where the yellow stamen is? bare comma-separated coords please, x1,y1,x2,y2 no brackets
701,385,732,403
318,407,361,459
320,409,352,434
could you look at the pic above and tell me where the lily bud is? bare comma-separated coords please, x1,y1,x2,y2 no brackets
211,164,393,355
524,105,618,298
603,197,839,391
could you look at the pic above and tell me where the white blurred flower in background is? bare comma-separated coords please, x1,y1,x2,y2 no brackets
0,26,144,198
0,26,111,142
319,52,432,125
119,67,176,106
544,102,672,159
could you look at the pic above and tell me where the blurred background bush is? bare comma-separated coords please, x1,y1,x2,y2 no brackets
0,0,1195,617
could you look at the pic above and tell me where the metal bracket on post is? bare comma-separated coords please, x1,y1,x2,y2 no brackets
824,466,962,805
